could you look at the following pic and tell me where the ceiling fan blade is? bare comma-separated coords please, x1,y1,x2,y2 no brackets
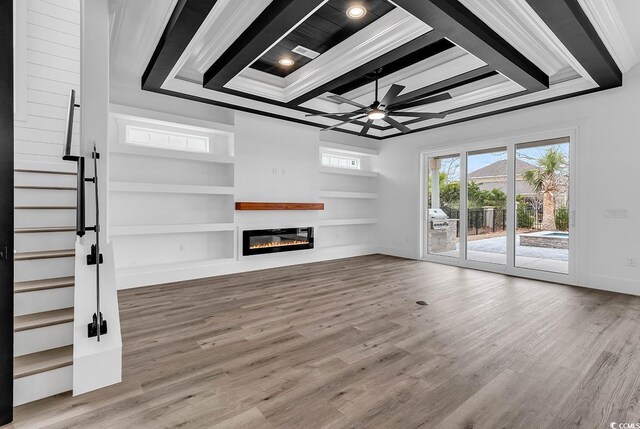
359,119,374,136
322,114,368,131
379,84,405,108
388,112,447,119
389,92,452,111
305,108,367,118
383,116,411,134
328,94,368,109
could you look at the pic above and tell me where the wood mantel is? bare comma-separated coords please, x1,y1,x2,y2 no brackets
235,202,324,211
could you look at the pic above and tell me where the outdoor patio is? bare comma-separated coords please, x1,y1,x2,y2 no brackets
436,234,569,274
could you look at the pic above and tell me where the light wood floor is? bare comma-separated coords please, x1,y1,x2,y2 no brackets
11,255,640,428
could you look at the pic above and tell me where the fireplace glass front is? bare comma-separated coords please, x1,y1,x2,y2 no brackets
242,227,314,256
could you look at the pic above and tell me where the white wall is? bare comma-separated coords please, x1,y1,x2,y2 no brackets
14,0,80,165
377,66,640,295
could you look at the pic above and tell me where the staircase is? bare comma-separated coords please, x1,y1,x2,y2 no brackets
13,166,78,406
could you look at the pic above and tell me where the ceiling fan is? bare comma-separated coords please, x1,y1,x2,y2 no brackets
307,71,452,136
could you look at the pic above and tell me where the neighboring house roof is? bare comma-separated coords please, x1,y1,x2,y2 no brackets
468,159,539,179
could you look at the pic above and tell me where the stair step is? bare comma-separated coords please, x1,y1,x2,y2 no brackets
14,308,74,332
15,185,77,191
14,276,75,293
15,250,75,261
15,226,76,234
14,345,73,379
15,168,76,176
15,206,77,210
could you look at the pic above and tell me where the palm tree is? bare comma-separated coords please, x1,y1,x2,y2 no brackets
522,147,567,230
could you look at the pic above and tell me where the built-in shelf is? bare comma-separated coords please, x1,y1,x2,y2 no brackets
319,191,378,199
118,257,236,276
110,142,235,164
110,223,235,236
110,182,234,195
319,142,378,156
319,166,378,177
319,218,378,226
235,202,324,211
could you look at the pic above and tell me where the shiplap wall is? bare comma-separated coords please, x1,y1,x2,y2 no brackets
14,0,81,164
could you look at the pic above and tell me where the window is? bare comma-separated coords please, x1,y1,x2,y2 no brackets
321,153,360,169
125,125,209,153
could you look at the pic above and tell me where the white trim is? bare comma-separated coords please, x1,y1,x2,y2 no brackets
576,0,638,73
459,0,578,76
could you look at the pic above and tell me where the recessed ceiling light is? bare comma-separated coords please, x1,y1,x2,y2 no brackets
368,109,385,120
346,4,367,19
279,58,295,67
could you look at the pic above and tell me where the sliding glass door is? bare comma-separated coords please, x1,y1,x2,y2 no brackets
425,154,460,258
514,138,570,274
422,133,575,283
465,147,508,266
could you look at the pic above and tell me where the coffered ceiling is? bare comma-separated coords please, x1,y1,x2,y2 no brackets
109,0,639,139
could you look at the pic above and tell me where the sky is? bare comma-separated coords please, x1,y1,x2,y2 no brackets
437,143,569,182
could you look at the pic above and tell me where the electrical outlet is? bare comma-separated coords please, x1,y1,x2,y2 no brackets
628,257,638,268
179,243,186,253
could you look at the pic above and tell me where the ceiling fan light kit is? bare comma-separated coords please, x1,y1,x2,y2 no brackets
308,71,451,136
368,109,385,120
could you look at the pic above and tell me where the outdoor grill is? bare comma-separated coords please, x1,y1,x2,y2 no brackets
428,208,450,229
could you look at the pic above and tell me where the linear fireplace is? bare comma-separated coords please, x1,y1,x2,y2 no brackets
242,227,314,256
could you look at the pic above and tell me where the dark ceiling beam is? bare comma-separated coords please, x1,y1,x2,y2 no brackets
142,0,219,90
524,0,621,88
381,85,605,138
389,65,497,106
203,0,326,91
393,0,549,92
289,31,444,106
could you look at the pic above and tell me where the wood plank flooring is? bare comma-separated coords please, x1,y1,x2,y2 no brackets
11,255,640,428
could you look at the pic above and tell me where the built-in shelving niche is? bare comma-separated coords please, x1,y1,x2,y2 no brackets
318,142,378,251
108,112,236,279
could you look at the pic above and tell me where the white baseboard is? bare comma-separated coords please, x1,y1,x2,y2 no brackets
584,274,640,296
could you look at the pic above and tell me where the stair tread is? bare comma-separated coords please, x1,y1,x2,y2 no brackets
15,226,75,234
15,249,75,261
15,185,77,190
15,168,76,176
15,276,75,293
15,308,74,332
15,206,77,210
14,345,73,379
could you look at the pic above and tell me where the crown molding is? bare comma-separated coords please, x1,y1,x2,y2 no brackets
458,0,567,76
576,0,638,73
